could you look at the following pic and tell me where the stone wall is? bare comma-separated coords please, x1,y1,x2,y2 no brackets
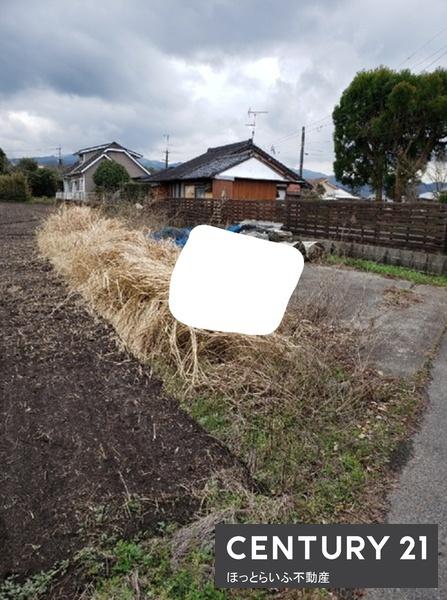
321,240,447,275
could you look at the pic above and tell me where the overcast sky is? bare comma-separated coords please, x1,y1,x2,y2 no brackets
1,0,447,174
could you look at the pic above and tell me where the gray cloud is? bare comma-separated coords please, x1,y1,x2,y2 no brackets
1,0,446,172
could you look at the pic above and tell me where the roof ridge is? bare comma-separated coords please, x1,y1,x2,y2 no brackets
146,139,309,185
75,141,142,158
206,139,253,154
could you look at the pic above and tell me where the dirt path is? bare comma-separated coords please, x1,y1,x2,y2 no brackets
0,202,235,588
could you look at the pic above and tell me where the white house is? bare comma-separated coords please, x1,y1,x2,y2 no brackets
58,141,151,201
310,177,360,200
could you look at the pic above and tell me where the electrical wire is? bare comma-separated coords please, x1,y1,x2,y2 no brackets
397,24,447,68
419,48,447,71
410,45,447,70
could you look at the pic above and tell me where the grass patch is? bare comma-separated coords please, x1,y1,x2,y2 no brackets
325,255,447,287
30,196,57,205
85,541,240,600
0,561,69,600
75,535,327,599
36,207,423,598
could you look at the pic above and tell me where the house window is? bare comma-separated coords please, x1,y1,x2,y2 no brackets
276,185,286,200
170,183,184,198
185,184,195,198
195,183,212,198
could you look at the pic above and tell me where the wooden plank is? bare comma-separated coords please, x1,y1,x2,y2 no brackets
166,197,447,254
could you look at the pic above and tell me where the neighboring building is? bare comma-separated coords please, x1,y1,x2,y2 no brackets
310,177,360,200
418,191,436,201
58,142,151,201
418,186,447,201
146,139,311,200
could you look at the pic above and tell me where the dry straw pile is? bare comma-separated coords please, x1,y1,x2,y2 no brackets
36,206,418,597
38,206,409,504
38,205,244,383
37,205,317,391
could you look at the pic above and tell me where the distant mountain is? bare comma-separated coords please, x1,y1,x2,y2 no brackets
9,154,78,167
9,154,328,177
139,158,181,171
9,154,180,172
301,168,329,180
8,154,442,197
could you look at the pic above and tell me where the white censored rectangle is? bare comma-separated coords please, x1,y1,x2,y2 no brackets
168,225,304,335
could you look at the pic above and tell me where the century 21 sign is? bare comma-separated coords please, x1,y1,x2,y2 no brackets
215,524,438,588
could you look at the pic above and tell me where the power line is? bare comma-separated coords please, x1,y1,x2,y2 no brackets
410,44,447,70
273,131,334,152
305,113,333,128
3,146,62,154
397,24,447,68
306,122,333,134
270,113,333,147
304,148,331,154
419,47,447,71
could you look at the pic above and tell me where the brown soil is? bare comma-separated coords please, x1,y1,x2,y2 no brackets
0,202,235,592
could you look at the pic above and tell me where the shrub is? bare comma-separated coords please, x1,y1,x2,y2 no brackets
438,191,447,204
15,157,39,173
0,147,9,174
93,160,130,191
28,168,58,197
0,172,31,202
120,181,153,202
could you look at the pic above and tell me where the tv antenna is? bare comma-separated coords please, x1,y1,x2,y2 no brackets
245,107,268,140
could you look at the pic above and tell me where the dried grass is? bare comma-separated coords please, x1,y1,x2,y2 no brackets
37,205,322,391
37,206,420,599
38,205,245,383
38,206,416,515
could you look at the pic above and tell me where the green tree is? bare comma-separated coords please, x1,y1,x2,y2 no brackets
16,157,39,173
333,67,447,201
0,148,10,174
28,168,58,197
15,157,58,197
0,172,31,202
93,160,130,191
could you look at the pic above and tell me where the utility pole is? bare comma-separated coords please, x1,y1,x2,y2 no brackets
245,108,268,140
57,145,62,168
299,126,305,178
163,134,170,169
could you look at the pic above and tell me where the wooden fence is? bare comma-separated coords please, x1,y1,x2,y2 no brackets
166,197,282,226
166,197,447,254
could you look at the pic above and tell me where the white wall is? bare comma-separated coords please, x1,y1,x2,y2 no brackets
216,157,287,182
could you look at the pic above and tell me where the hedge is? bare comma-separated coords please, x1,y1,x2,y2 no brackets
120,181,153,202
0,172,32,202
